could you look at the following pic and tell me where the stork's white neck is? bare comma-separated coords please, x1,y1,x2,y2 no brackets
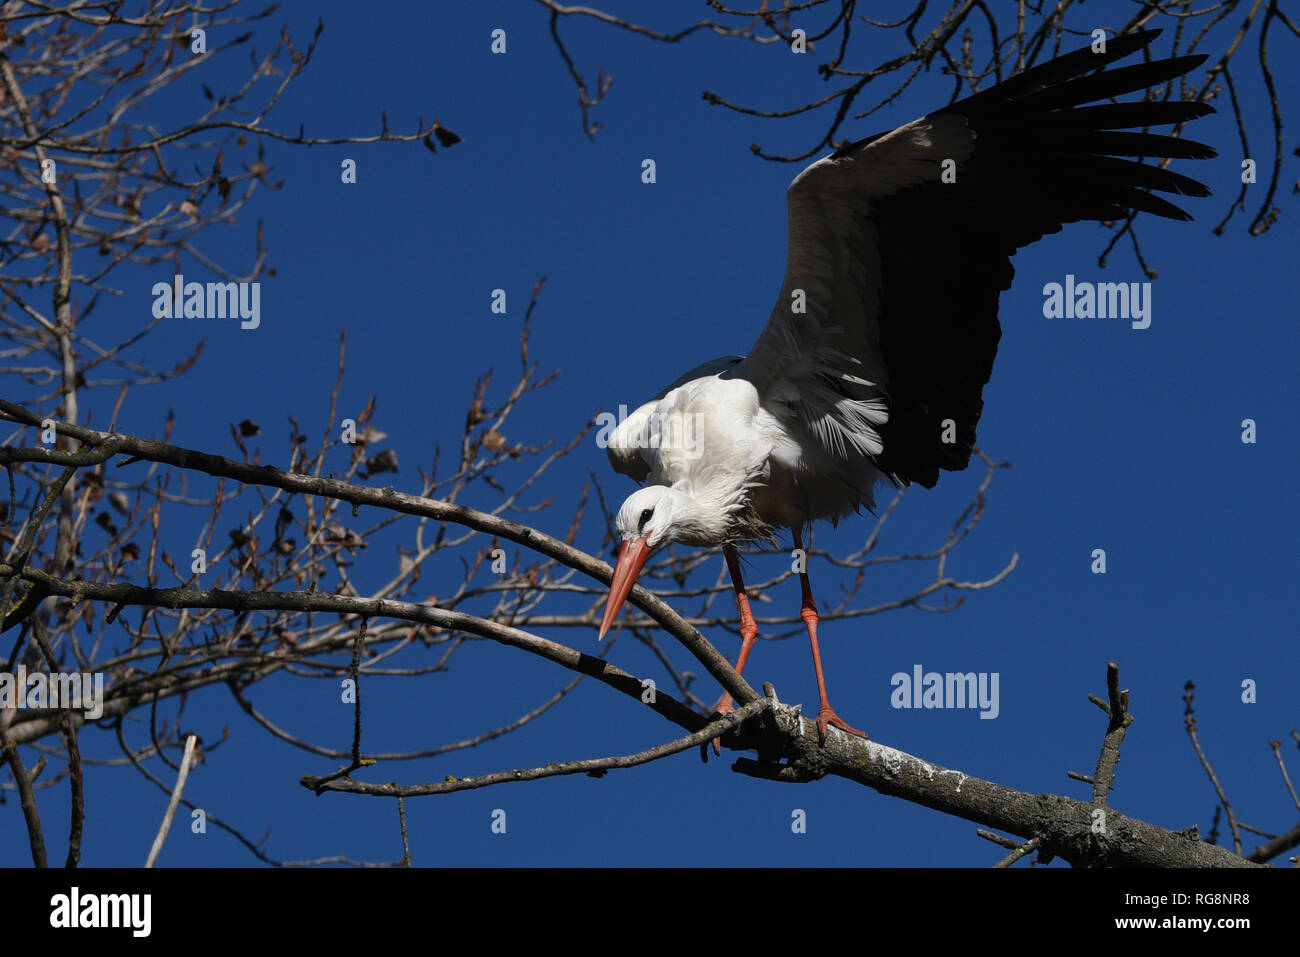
666,469,766,547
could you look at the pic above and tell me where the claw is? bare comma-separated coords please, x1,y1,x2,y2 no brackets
816,706,868,745
700,693,735,762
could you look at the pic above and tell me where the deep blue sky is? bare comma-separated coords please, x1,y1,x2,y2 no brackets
3,0,1296,867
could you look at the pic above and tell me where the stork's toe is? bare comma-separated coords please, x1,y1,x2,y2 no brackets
700,694,736,762
816,706,868,744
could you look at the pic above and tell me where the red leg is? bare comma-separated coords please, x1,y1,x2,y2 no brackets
705,545,759,758
793,527,867,743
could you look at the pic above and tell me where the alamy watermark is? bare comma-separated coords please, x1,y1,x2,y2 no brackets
151,273,260,330
49,887,150,937
594,404,706,460
1042,274,1151,330
0,665,105,720
891,664,999,719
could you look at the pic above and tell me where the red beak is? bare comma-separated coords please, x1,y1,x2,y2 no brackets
598,535,652,640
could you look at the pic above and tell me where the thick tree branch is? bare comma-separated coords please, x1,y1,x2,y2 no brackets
726,693,1262,868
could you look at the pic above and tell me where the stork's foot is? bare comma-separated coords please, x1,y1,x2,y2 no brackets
817,706,868,745
700,694,735,762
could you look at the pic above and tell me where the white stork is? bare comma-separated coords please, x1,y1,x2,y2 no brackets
597,30,1214,744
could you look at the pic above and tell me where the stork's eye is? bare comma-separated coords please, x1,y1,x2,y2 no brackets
638,508,654,531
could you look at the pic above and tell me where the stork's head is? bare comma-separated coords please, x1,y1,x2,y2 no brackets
598,486,690,639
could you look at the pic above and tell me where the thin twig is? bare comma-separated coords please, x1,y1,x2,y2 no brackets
144,733,199,867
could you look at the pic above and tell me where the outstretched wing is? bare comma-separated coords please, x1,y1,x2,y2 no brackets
735,29,1214,489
